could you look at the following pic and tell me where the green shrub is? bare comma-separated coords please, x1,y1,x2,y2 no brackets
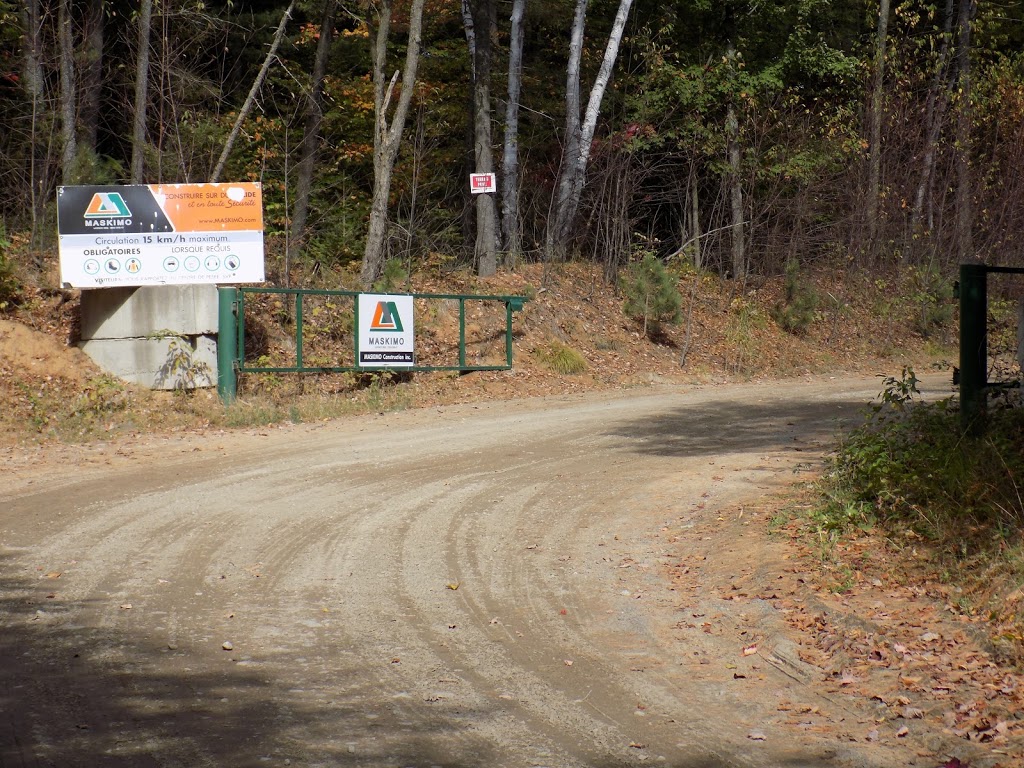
725,297,768,374
150,332,214,390
619,253,682,337
75,375,133,416
909,262,953,338
821,376,1024,538
533,342,588,374
772,258,818,335
373,258,410,293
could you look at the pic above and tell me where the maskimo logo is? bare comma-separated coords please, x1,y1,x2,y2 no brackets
84,192,133,228
370,301,405,332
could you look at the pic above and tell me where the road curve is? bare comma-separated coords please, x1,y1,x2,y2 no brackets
0,377,940,767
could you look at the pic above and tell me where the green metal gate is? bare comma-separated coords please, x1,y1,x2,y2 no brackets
217,287,527,403
958,263,1024,433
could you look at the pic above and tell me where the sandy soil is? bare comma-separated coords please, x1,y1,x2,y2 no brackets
1,373,998,768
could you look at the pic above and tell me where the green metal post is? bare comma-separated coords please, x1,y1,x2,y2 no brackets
959,263,987,434
505,301,514,368
459,298,466,369
353,294,360,368
236,289,246,373
295,291,304,370
217,287,238,404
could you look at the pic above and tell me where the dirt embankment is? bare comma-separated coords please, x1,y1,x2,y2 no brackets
0,263,945,446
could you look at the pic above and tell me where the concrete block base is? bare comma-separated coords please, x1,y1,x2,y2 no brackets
80,285,219,340
80,335,217,390
79,285,219,389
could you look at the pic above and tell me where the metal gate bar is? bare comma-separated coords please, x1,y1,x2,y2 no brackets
218,287,527,403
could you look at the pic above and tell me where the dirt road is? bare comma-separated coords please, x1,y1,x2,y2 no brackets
0,376,955,767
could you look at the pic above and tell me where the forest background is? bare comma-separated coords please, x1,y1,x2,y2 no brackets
1,0,1023,293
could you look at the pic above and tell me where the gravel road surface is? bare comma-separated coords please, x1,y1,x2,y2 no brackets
0,377,949,767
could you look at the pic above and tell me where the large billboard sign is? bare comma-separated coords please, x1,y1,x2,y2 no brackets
57,183,265,288
357,294,415,367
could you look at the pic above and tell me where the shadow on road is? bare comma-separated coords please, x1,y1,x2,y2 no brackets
0,549,279,766
605,396,871,459
0,551,500,767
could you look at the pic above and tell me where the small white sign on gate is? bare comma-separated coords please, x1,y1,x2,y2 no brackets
357,294,415,367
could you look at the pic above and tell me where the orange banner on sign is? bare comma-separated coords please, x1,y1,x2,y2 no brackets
152,183,263,232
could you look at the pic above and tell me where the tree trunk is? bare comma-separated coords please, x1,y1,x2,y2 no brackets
576,0,633,179
910,0,955,244
211,1,295,183
726,99,744,278
467,0,498,277
80,0,104,158
22,0,45,239
866,0,891,253
360,0,428,288
22,0,44,102
954,0,975,263
291,0,338,247
58,0,77,184
501,0,527,263
547,0,634,259
131,0,153,184
461,0,476,79
544,0,587,259
689,170,702,272
563,0,587,189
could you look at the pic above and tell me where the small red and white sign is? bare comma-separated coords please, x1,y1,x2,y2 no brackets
470,173,496,194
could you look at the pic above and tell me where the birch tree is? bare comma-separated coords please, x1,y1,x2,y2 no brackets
500,0,527,261
547,0,634,259
465,0,498,277
211,1,295,183
547,0,589,260
360,0,428,288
